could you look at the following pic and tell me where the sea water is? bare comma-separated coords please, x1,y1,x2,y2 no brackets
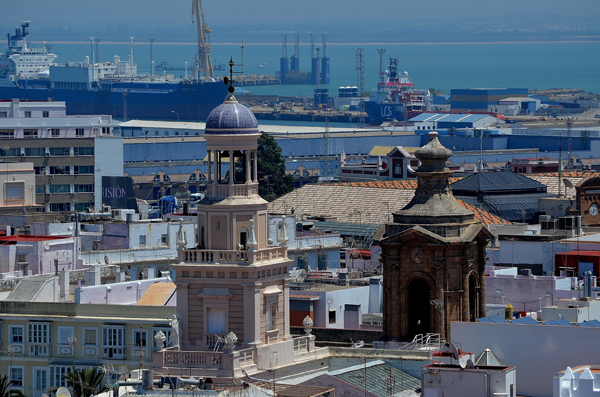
49,41,600,97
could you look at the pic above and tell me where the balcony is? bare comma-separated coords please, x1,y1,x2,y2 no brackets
178,246,287,266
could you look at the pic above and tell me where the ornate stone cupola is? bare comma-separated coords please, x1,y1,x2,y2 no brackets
376,131,493,341
167,75,295,375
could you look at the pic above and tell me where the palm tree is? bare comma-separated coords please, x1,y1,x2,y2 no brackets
0,374,27,397
47,368,108,397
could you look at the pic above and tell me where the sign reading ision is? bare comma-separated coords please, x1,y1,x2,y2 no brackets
102,176,138,211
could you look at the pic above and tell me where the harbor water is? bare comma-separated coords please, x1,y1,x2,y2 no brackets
47,40,600,97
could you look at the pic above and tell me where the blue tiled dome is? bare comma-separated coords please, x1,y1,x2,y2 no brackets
205,94,259,135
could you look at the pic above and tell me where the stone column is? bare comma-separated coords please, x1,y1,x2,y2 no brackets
462,271,470,322
229,150,234,185
241,282,263,348
207,150,212,184
217,151,221,183
253,150,258,182
283,280,292,340
245,150,251,183
176,281,190,348
479,243,487,320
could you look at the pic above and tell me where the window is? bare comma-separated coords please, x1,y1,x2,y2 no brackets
267,303,278,331
49,203,71,212
50,366,71,387
83,328,97,346
328,309,336,324
74,147,94,156
48,184,70,193
43,111,49,118
28,322,51,344
24,111,31,118
5,183,24,200
9,325,24,343
102,326,125,359
318,254,327,270
51,128,60,137
0,129,14,138
28,322,51,356
0,148,18,156
76,128,84,137
161,234,168,245
49,166,70,175
57,326,74,345
34,368,48,391
297,257,306,270
23,129,37,137
0,111,7,118
74,184,94,193
11,367,23,387
26,148,45,156
74,165,94,174
133,329,148,347
139,235,146,246
35,185,44,194
49,147,69,156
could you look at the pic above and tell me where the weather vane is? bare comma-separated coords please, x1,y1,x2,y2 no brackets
223,57,243,94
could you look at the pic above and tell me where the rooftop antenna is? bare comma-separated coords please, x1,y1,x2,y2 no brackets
356,48,365,127
149,38,155,76
223,57,243,95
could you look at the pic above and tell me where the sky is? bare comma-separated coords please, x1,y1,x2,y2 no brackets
2,0,599,32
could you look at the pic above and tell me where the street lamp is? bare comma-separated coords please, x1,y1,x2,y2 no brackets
171,111,180,122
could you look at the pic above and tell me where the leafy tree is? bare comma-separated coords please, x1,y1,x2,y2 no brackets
256,131,294,201
0,374,27,397
230,131,294,202
47,368,108,397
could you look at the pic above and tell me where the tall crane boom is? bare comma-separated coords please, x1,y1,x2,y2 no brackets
192,0,213,80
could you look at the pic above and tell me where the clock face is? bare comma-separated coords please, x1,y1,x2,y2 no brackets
591,204,598,216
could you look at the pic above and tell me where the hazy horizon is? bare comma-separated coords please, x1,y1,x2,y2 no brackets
2,0,600,44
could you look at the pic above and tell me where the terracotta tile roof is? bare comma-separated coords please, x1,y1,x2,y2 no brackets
137,282,176,306
268,183,510,226
525,171,597,198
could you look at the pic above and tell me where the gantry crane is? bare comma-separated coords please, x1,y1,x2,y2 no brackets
192,0,213,80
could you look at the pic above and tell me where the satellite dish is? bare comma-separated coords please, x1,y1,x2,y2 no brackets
44,243,50,251
449,342,459,361
563,178,574,188
466,359,475,369
104,255,110,265
459,356,468,369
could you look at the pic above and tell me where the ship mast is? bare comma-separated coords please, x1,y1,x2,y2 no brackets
192,0,214,80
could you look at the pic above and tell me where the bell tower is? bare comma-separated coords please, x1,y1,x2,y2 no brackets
376,131,492,341
173,80,293,352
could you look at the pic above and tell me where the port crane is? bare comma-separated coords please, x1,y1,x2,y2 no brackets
192,0,214,80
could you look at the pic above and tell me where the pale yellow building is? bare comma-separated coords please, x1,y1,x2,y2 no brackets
0,301,175,397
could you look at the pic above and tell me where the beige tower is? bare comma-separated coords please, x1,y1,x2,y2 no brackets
170,90,294,372
376,132,492,341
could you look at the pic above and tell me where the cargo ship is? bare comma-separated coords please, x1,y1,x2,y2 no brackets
0,23,226,121
364,58,432,125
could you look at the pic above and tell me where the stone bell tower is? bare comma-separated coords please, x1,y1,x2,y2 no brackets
376,131,492,341
172,83,293,352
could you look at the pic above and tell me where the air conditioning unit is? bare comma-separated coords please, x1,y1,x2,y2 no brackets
539,215,551,222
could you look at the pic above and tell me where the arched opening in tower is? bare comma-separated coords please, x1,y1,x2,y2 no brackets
407,278,431,337
469,274,478,322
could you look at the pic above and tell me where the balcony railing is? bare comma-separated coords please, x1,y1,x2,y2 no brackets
206,183,258,198
179,246,287,266
158,346,255,371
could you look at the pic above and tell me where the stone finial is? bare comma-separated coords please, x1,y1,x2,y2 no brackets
277,216,289,246
224,332,238,353
303,316,314,335
176,220,187,250
154,330,166,349
414,131,452,172
247,219,258,250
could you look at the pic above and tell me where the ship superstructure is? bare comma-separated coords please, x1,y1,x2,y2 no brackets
365,57,432,125
1,22,58,79
0,23,224,121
